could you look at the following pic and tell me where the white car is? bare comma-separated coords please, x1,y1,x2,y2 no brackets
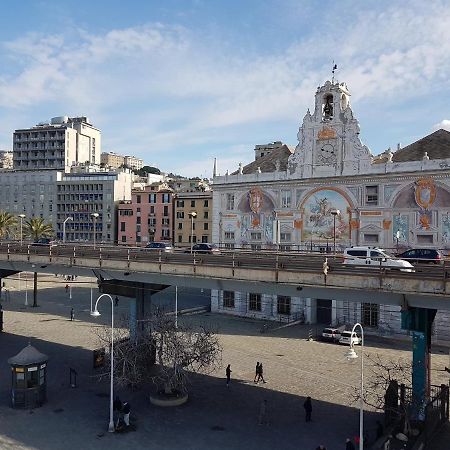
339,331,362,345
343,246,414,272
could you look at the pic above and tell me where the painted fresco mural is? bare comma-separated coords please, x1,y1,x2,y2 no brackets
238,189,275,245
301,189,350,242
393,215,409,242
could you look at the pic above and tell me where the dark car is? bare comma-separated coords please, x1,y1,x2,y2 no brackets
395,248,443,264
31,238,57,247
187,243,220,254
144,242,173,252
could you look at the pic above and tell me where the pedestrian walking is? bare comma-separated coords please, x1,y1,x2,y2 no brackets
114,296,119,307
70,307,74,321
304,396,312,422
256,363,266,383
345,438,356,450
226,364,232,387
113,396,123,428
254,362,260,382
122,401,131,427
258,399,268,425
65,284,69,293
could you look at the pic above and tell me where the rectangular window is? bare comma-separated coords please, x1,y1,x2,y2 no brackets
177,200,184,207
150,206,155,214
225,231,235,240
250,244,262,251
280,232,291,242
176,211,184,219
226,193,234,210
136,217,141,224
120,222,125,232
365,186,378,205
223,291,235,308
191,200,195,207
136,195,141,204
162,193,171,203
178,235,183,243
281,190,291,208
204,200,209,207
250,232,262,240
249,293,261,311
361,303,379,328
204,211,209,219
364,233,379,243
224,243,235,249
178,223,183,229
149,194,157,203
163,205,169,216
277,296,291,315
203,223,209,230
201,235,208,243
162,218,170,226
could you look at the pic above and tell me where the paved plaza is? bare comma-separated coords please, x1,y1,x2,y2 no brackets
0,273,449,449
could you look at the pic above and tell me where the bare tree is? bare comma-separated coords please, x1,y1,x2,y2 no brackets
94,309,222,395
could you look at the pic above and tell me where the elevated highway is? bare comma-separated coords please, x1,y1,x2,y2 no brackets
0,243,449,310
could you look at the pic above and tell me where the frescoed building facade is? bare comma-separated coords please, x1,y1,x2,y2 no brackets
211,79,450,341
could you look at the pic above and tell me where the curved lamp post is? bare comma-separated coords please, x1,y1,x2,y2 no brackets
330,208,340,254
18,214,26,246
345,322,364,450
91,293,115,432
91,213,99,249
63,217,73,244
188,211,197,253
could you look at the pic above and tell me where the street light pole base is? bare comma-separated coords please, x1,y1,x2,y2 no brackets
108,421,115,433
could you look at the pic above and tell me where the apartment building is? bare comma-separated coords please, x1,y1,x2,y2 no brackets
117,183,174,246
101,152,144,170
13,116,100,171
56,171,132,244
174,191,212,246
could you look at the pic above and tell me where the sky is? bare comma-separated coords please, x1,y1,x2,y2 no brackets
0,0,449,178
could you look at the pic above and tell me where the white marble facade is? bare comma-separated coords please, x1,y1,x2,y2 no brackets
211,79,450,340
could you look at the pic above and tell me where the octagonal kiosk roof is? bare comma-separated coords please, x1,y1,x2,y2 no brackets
8,344,48,366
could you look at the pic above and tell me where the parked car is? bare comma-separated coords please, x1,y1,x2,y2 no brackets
31,238,57,247
187,243,220,254
395,248,443,265
321,327,342,342
339,330,362,345
343,246,414,272
144,242,173,252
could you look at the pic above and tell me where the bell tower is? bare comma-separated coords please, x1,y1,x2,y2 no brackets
288,80,372,178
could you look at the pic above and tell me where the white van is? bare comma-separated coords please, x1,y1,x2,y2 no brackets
343,246,414,272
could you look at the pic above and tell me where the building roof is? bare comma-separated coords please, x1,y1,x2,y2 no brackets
392,129,450,162
8,344,48,366
232,144,294,175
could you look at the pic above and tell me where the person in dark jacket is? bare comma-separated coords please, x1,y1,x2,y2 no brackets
345,438,356,450
226,364,232,387
254,362,260,382
304,396,312,422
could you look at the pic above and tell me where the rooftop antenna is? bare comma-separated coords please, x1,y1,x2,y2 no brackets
331,61,338,83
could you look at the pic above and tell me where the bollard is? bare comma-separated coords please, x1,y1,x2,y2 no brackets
307,329,313,341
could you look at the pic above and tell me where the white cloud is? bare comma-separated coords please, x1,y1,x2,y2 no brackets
433,120,450,132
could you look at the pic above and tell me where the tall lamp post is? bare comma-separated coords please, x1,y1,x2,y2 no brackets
345,323,365,450
91,293,115,432
188,211,197,253
330,208,340,254
91,213,99,249
18,214,26,246
63,217,73,244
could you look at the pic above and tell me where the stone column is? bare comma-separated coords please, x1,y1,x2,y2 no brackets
305,298,317,324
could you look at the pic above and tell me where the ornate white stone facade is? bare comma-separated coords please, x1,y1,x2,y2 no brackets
211,80,450,340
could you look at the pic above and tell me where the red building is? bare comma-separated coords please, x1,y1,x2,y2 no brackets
117,184,174,246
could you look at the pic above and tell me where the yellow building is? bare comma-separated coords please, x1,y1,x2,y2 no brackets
174,191,212,246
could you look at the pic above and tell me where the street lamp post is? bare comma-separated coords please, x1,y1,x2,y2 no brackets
91,213,100,249
330,209,340,254
18,214,26,246
91,293,115,432
63,217,73,244
188,211,197,253
345,323,365,450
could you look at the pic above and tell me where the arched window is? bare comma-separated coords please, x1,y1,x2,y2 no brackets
323,94,333,120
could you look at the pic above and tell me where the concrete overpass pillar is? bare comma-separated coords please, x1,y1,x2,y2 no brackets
130,284,151,341
305,298,317,324
401,307,437,418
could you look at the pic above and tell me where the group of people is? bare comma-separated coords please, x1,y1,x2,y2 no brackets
113,396,131,431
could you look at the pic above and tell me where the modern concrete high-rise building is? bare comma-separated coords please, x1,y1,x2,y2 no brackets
13,116,101,171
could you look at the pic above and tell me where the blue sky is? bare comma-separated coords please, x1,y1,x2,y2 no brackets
0,0,449,177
